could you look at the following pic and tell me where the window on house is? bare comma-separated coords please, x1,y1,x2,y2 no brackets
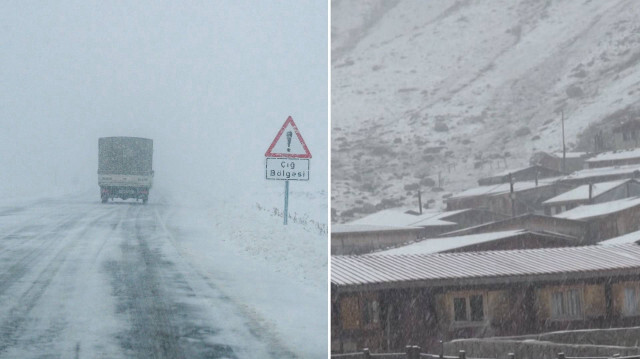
566,289,582,317
551,289,583,319
624,287,639,316
470,295,484,321
454,297,467,321
551,292,564,317
362,299,380,325
453,294,485,322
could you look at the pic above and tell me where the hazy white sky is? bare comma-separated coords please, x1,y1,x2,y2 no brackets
0,1,327,199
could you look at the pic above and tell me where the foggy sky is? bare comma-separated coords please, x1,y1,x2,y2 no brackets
0,1,327,200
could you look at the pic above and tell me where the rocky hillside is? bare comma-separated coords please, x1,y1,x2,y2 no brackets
331,0,640,223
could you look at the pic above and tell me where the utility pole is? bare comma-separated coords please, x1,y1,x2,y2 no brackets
509,173,515,218
562,110,566,174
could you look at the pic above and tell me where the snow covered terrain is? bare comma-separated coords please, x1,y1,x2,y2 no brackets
0,187,327,358
331,0,640,222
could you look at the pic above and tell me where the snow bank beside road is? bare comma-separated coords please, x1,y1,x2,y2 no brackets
159,188,328,358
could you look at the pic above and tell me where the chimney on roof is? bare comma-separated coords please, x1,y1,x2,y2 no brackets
589,183,593,203
535,170,539,186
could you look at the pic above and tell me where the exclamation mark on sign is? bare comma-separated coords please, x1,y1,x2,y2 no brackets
286,131,292,152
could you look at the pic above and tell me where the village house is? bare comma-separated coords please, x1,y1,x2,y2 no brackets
530,151,590,174
477,165,563,186
444,179,570,218
331,224,425,255
438,213,591,244
331,245,640,354
542,179,640,215
612,119,640,150
586,148,640,169
371,229,578,255
332,208,507,255
599,228,640,245
558,163,640,187
554,196,640,242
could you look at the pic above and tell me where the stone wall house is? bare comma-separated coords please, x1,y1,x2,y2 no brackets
586,148,640,169
438,213,591,244
372,229,578,256
530,151,590,174
543,179,640,215
331,245,640,354
554,196,640,242
445,180,571,218
331,224,425,255
332,209,509,255
612,119,640,150
558,164,640,187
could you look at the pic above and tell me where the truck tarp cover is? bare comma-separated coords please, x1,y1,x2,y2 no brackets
98,137,153,176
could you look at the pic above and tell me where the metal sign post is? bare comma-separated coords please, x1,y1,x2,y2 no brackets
264,116,312,225
284,180,289,225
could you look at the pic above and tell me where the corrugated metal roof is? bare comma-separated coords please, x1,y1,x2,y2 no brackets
332,244,640,290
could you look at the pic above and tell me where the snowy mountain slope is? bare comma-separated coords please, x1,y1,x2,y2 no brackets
331,0,640,222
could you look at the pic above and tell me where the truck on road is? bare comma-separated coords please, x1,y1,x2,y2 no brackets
98,137,154,203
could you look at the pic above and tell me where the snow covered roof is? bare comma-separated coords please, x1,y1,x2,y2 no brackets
490,166,535,177
348,208,461,228
599,230,640,245
448,179,558,200
586,148,640,163
332,224,423,234
552,152,589,159
561,164,640,180
332,244,640,290
554,197,640,220
543,179,631,205
370,230,529,255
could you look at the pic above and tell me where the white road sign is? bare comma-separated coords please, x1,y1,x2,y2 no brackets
265,158,309,181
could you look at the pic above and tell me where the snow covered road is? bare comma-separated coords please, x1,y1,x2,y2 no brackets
0,193,327,358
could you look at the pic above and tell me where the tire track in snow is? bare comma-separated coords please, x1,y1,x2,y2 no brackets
0,210,99,297
0,207,120,355
107,205,187,359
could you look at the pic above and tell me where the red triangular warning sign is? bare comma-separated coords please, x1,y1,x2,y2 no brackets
265,116,312,158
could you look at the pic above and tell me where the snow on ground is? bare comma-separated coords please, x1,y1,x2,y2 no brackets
0,184,327,358
157,185,328,358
